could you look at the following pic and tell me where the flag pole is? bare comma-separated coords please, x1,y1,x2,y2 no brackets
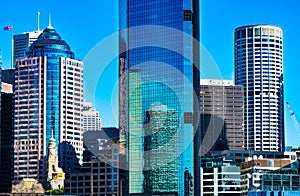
11,30,14,69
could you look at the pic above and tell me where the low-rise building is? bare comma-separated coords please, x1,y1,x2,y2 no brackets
211,150,286,165
241,152,300,195
65,128,119,196
201,157,241,196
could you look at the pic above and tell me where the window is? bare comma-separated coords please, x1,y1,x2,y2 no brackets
183,10,192,21
255,28,260,36
248,28,253,37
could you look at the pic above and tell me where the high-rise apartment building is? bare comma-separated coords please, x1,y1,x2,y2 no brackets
13,31,42,66
119,0,200,195
200,79,244,151
82,102,102,131
235,24,284,152
13,24,83,181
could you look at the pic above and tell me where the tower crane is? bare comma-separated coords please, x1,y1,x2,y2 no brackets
286,102,300,139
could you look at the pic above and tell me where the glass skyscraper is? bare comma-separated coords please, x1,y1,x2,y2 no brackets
119,0,200,195
14,24,83,181
235,24,284,152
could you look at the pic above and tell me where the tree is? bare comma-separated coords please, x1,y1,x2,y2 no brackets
45,187,64,195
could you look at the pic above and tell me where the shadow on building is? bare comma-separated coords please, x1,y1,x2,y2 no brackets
0,90,14,193
59,141,81,176
200,114,229,156
65,128,119,195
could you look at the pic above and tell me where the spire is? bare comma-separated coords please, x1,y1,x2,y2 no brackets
37,10,41,32
50,128,55,142
47,13,54,29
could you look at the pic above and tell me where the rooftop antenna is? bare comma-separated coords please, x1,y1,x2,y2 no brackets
48,12,54,29
49,13,51,26
37,10,40,32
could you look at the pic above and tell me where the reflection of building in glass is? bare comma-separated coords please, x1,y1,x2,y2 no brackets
119,0,200,195
241,152,300,195
14,24,83,181
235,25,284,152
200,79,244,152
200,157,241,195
144,104,179,193
66,128,119,196
127,69,143,193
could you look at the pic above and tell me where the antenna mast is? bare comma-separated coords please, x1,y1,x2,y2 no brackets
37,11,40,32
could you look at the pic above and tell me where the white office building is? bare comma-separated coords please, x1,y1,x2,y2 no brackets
82,102,102,131
235,24,284,152
201,158,241,196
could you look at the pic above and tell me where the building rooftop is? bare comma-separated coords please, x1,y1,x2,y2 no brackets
200,79,234,86
26,26,74,58
235,24,282,31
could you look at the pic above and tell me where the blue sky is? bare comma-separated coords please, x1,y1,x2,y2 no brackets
0,0,300,147
201,0,300,148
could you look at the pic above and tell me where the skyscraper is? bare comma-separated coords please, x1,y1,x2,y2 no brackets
0,69,15,193
119,0,200,195
82,102,102,162
0,82,14,193
13,31,42,66
14,24,83,181
234,24,284,152
13,11,42,67
2,69,15,86
200,79,244,151
82,102,102,131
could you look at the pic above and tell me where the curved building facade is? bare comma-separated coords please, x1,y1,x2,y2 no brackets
14,25,83,181
235,24,284,152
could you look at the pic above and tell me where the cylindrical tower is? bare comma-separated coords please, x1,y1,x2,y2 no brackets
235,24,284,152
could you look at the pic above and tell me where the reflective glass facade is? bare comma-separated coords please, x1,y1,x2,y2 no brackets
27,26,74,152
128,70,143,193
14,26,83,181
119,0,200,195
